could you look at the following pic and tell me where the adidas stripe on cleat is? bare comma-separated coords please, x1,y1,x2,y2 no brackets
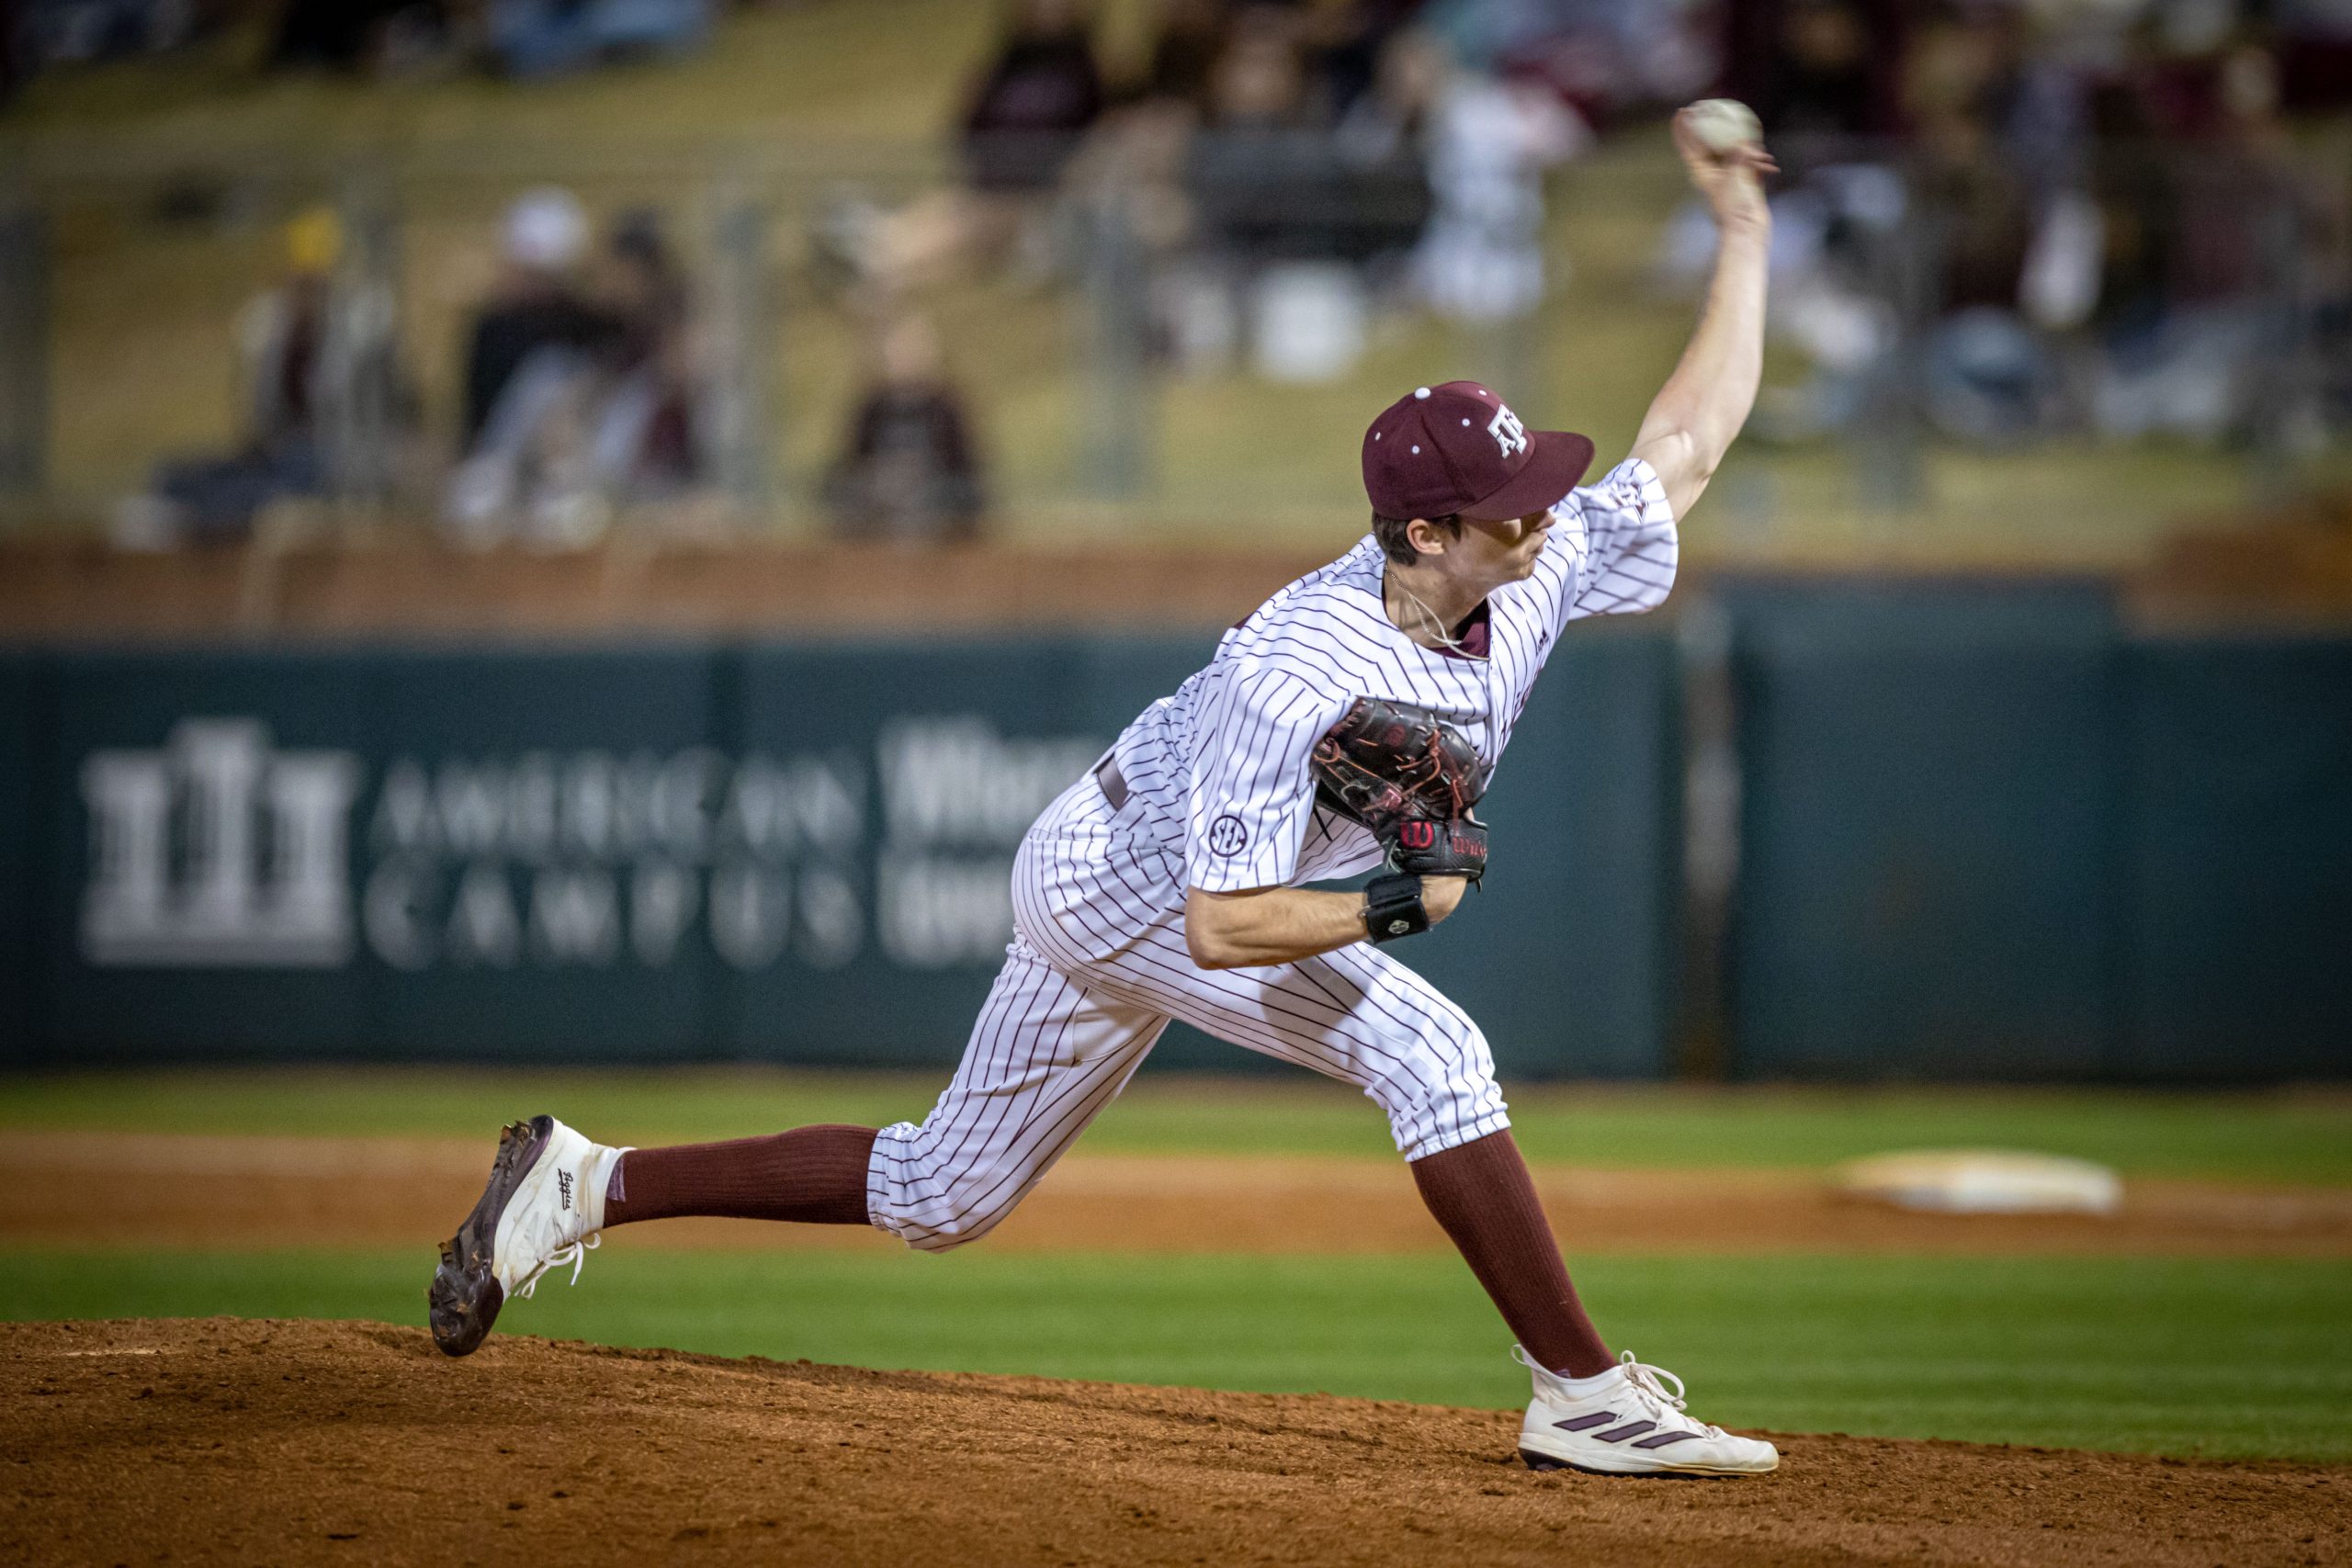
1513,1348,1779,1477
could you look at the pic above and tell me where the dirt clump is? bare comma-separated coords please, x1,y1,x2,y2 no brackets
5,1317,2346,1568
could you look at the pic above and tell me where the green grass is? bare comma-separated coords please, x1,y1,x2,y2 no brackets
5,1068,2347,1186
6,1247,2346,1461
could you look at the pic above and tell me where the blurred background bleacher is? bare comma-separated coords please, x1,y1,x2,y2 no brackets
0,0,2346,595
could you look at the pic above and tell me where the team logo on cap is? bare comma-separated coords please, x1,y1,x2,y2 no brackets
1487,405,1529,460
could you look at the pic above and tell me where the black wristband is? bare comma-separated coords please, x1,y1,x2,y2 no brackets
1362,872,1430,944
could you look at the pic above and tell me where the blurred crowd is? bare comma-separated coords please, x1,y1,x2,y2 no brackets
113,206,413,548
829,0,2350,442
1700,0,2352,446
818,0,1633,380
38,0,2352,548
114,181,990,549
118,190,715,548
6,0,763,90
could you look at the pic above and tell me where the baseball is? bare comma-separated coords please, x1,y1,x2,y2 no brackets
1686,98,1762,152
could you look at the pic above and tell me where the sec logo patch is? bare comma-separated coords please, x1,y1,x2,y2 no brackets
1207,815,1250,857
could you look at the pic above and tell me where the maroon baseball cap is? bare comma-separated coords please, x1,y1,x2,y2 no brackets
1362,381,1595,523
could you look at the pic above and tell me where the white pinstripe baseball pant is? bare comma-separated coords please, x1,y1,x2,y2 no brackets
866,775,1510,1251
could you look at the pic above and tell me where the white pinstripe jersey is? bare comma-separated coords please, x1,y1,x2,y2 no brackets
868,465,1676,1235
1091,457,1678,908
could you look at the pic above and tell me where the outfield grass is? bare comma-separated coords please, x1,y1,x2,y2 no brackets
6,1068,2348,1186
6,1247,2346,1462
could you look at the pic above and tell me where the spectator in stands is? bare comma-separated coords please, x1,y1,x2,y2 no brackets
486,0,714,80
447,203,713,546
1295,0,1427,124
19,0,202,67
115,207,416,546
822,316,987,544
1183,23,1327,265
824,0,1108,294
1754,0,1884,146
2086,44,2312,441
458,188,612,450
268,0,442,73
0,0,21,105
962,0,1108,194
2277,0,2352,111
1329,22,1443,269
585,209,703,499
1399,31,1585,325
446,189,617,545
1125,0,1232,112
1914,94,2054,444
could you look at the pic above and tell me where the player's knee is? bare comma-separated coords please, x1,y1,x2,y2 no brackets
895,1167,1024,1253
903,1199,1012,1253
1388,1087,1506,1160
1376,1026,1507,1161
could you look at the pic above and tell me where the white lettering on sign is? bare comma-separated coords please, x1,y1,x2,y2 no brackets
873,718,1102,968
81,712,1101,975
880,720,1101,848
877,852,1017,967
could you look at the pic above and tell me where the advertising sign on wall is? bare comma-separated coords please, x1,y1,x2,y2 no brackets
20,637,1679,1077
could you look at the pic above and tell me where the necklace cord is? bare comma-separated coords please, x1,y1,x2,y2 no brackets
1389,572,1473,655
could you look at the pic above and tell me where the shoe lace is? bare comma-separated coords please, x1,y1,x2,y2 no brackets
1616,1350,1724,1436
511,1231,598,1301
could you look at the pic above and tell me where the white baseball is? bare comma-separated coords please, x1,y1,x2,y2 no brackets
1686,98,1761,152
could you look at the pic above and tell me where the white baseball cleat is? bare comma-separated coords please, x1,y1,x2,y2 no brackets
1514,1348,1780,1476
428,1114,628,1357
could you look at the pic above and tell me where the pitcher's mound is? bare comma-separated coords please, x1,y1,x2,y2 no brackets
5,1318,2343,1566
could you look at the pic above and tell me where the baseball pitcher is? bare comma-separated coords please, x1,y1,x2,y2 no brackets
430,106,1779,1477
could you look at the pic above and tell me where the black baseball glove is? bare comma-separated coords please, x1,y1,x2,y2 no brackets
1308,696,1489,882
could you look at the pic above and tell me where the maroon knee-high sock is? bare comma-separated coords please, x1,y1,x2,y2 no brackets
602,1125,879,1227
1410,1129,1614,1377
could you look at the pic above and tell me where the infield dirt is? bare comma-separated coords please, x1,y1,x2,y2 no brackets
9,1133,2350,1256
6,1317,2347,1568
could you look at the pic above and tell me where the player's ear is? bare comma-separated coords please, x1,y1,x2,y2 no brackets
1407,517,1452,558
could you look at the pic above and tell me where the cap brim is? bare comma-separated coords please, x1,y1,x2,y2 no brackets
1459,430,1597,521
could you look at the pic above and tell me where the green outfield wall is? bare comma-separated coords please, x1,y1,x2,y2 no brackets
2123,637,2352,1080
0,653,37,1057
2,593,2346,1081
1725,581,2122,1079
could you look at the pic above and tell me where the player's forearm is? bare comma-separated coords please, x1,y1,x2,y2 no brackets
1183,886,1371,968
1631,216,1770,512
1184,877,1468,968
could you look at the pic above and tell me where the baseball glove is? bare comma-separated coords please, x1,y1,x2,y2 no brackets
1309,696,1488,881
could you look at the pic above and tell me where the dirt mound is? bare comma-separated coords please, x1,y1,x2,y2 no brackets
11,1134,2350,1257
6,1319,2346,1567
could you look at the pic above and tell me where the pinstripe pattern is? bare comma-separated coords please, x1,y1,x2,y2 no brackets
869,934,1167,1251
864,458,1676,1248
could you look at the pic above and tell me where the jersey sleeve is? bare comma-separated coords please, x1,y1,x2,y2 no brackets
1538,457,1679,633
1183,664,1347,894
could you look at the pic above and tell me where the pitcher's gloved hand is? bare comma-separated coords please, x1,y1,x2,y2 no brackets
1386,814,1487,881
1309,696,1490,885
